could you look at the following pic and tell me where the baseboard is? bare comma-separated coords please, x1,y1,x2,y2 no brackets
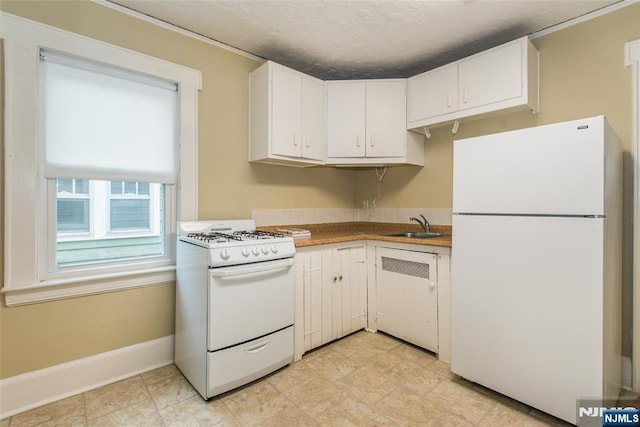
622,355,633,390
0,335,174,420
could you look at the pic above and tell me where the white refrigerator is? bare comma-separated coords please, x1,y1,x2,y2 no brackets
451,116,622,424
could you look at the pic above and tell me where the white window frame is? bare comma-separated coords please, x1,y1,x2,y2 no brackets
1,13,201,305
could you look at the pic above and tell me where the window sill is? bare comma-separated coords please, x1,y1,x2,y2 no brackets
2,266,176,306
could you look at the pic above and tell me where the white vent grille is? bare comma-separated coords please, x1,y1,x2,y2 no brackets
381,256,429,279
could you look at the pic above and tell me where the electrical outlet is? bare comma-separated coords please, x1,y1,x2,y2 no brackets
362,200,369,209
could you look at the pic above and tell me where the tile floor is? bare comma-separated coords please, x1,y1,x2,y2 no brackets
0,330,611,426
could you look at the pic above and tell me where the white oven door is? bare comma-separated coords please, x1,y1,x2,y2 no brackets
208,257,294,351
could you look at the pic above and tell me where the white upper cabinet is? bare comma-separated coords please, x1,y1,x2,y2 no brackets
326,81,366,158
300,76,327,161
407,63,458,123
366,81,409,158
326,80,424,166
458,40,523,111
249,61,326,166
407,36,539,130
271,66,301,158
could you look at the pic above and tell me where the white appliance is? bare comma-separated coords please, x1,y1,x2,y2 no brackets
451,116,622,424
175,220,296,399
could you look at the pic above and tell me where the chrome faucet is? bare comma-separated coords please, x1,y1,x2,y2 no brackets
409,214,430,232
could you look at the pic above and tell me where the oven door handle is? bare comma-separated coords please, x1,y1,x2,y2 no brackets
209,258,294,278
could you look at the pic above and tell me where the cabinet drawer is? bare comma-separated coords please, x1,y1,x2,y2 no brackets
207,326,293,397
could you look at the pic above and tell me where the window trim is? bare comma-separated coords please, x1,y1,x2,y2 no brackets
1,12,201,306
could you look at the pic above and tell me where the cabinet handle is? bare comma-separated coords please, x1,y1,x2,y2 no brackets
339,275,343,281
293,131,299,146
333,276,337,282
370,135,375,147
305,136,309,148
356,135,361,147
462,89,469,104
447,93,452,108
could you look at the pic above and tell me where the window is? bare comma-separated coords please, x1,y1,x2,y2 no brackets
54,180,165,267
109,181,154,232
41,49,177,272
2,14,201,305
56,179,90,233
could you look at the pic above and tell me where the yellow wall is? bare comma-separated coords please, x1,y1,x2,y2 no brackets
0,0,356,379
357,3,638,208
357,3,640,358
0,0,638,379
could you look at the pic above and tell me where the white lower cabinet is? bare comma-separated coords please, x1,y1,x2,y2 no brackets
375,247,438,352
294,241,450,362
294,244,366,359
330,245,367,340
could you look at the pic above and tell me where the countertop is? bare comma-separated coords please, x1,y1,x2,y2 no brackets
260,222,452,248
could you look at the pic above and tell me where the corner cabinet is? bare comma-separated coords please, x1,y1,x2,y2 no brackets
407,36,539,131
326,80,424,166
294,243,367,360
294,240,452,363
249,61,326,166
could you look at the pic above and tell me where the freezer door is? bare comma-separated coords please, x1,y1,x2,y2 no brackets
451,215,604,424
453,116,605,215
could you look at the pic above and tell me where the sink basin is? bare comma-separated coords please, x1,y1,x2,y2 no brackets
386,232,443,239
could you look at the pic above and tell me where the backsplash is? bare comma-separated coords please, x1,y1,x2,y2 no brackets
251,208,452,226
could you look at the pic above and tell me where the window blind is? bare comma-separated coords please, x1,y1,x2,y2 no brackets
41,49,178,184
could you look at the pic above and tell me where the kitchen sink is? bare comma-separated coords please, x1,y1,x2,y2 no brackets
386,232,443,239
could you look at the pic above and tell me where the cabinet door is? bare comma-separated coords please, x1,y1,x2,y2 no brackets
300,75,326,161
365,80,406,158
376,247,438,352
331,246,367,339
302,250,324,352
407,64,458,124
458,41,522,111
271,67,302,158
327,82,366,158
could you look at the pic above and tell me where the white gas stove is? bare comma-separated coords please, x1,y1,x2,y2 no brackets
178,220,295,267
175,219,295,399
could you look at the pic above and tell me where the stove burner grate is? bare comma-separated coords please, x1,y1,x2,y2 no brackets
187,232,242,242
234,230,285,240
185,230,285,243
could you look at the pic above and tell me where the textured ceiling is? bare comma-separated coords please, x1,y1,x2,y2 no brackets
108,0,621,80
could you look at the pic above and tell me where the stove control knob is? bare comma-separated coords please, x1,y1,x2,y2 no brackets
220,249,230,261
271,245,278,254
261,245,269,255
252,246,260,256
242,247,250,257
